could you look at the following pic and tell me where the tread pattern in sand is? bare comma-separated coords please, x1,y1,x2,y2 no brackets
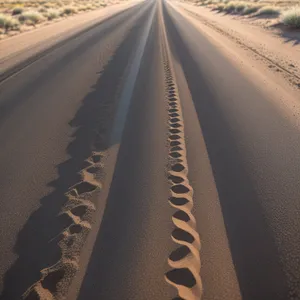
22,152,104,300
162,31,202,300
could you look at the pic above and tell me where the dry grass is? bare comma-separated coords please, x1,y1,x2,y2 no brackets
0,12,19,30
190,0,300,28
0,0,127,38
256,5,281,15
45,8,60,19
12,6,23,14
242,4,262,14
19,10,44,24
61,5,77,15
281,7,300,27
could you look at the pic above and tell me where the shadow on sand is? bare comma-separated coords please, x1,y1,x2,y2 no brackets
0,9,144,299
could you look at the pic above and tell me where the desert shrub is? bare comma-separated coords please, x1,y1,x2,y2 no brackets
19,10,44,24
84,4,94,10
12,6,23,15
38,6,48,12
281,7,300,28
224,2,237,12
61,6,77,15
256,6,281,16
217,3,225,10
0,13,20,31
242,4,261,15
46,8,60,20
235,2,247,13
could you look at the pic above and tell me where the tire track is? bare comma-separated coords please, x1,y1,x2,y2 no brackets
23,152,104,300
160,7,203,299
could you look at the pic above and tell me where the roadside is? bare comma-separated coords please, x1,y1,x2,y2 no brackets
174,1,300,91
0,0,140,77
183,0,300,29
0,0,129,40
179,0,300,45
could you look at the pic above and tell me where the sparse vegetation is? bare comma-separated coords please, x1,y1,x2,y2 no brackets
0,0,127,38
216,3,225,10
242,5,261,15
194,0,300,27
0,13,19,31
12,6,23,15
45,8,60,20
256,5,281,16
19,10,44,24
281,7,300,28
224,2,237,12
235,2,247,13
61,5,77,15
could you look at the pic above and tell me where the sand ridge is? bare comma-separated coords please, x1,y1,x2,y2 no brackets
160,5,203,298
22,152,104,300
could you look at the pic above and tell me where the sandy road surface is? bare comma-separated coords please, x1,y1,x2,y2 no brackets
0,0,300,299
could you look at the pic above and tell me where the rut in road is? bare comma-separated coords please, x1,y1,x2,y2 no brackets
161,9,203,299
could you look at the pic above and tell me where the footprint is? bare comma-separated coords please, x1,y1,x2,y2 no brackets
169,129,181,134
85,166,99,174
169,135,181,141
171,184,190,194
69,224,83,234
71,181,98,195
169,113,180,118
172,228,194,243
169,197,189,206
41,269,65,293
71,205,88,217
173,210,190,222
91,154,102,164
171,164,185,172
170,141,181,147
170,123,182,128
165,268,196,288
171,146,183,152
169,152,182,159
169,246,191,262
168,174,184,184
170,117,180,123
